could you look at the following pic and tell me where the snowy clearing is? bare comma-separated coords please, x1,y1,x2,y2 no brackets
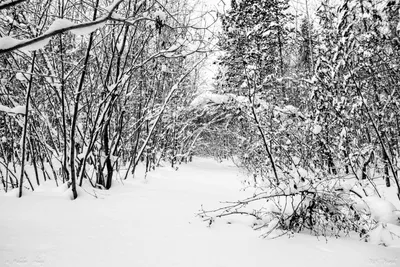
0,158,399,267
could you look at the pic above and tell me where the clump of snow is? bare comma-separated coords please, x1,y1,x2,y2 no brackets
274,105,299,115
111,13,125,20
0,104,11,113
378,25,390,36
368,223,400,247
0,36,21,50
297,167,308,178
46,19,76,34
104,0,122,12
235,95,249,104
78,146,90,160
364,197,399,224
283,105,298,113
116,39,123,52
312,124,322,134
190,92,232,107
0,104,27,115
20,38,50,52
340,127,347,138
15,72,29,82
292,156,300,165
0,34,50,53
154,10,167,22
10,105,26,115
167,43,180,52
71,20,106,35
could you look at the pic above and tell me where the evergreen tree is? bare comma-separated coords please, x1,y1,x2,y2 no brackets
298,17,315,75
217,0,292,98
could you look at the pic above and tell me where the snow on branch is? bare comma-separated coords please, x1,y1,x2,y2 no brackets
0,104,26,115
0,0,125,54
0,0,27,11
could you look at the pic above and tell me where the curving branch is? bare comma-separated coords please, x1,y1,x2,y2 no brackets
0,0,125,54
0,0,27,11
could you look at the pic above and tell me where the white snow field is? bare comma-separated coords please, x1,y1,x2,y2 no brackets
1,157,399,267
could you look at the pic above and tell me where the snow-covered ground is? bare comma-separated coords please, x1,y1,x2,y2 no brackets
0,158,399,267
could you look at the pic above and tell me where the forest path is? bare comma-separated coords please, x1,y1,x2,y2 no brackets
0,158,399,267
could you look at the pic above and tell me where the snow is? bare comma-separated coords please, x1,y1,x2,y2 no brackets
0,35,49,53
292,156,300,165
0,16,106,53
46,19,76,34
71,19,106,35
340,127,347,137
235,95,249,104
312,124,322,134
297,166,308,178
154,10,167,22
0,103,26,115
190,92,232,107
369,223,400,247
274,105,299,115
10,105,26,114
20,37,50,52
363,196,399,224
104,0,122,12
0,104,12,113
0,158,399,267
0,36,21,50
111,13,124,20
15,72,28,81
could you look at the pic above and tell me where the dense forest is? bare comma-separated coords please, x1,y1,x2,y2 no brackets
0,0,400,241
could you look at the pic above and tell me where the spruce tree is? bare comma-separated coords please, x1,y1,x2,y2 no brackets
217,0,292,99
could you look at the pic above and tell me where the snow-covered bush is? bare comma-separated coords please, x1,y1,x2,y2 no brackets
195,0,400,244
